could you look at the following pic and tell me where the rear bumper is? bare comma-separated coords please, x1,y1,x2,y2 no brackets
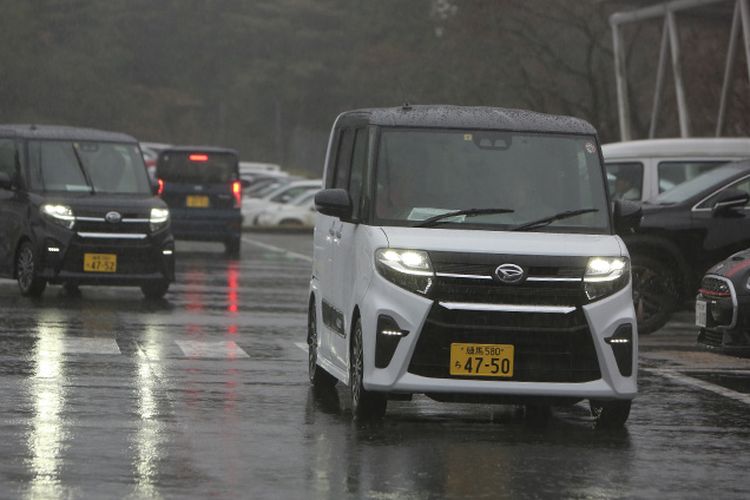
170,209,242,241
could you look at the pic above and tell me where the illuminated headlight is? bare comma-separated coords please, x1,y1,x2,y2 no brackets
584,257,630,301
40,204,75,230
375,248,434,296
149,208,170,232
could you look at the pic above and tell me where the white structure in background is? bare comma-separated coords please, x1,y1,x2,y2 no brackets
611,0,749,140
256,189,318,228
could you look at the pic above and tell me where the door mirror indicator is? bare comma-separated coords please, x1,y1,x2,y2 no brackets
315,188,352,220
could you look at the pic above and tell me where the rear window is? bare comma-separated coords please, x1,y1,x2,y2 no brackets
157,151,238,183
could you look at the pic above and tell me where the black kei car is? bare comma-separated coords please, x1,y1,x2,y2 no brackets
622,160,750,334
155,147,243,256
696,250,750,355
0,125,174,299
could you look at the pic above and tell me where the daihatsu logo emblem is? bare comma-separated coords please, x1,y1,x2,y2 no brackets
105,211,122,224
495,263,526,284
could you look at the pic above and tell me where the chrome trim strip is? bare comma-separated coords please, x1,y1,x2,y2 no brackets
77,232,147,240
122,218,149,223
692,174,750,212
438,302,576,314
435,272,492,280
526,277,582,282
75,216,105,222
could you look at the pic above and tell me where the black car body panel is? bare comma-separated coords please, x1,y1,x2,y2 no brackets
0,125,174,292
156,146,242,245
697,249,750,354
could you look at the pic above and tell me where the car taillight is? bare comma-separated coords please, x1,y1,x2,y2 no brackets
157,178,165,196
189,154,208,162
232,180,241,207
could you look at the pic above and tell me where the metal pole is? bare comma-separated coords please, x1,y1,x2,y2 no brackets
739,0,750,85
612,23,632,141
649,18,671,138
667,10,692,137
717,0,741,137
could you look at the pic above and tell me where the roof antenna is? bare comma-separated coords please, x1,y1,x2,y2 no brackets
401,101,412,111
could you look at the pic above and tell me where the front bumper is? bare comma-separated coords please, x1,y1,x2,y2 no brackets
359,274,638,401
697,276,750,354
37,227,174,286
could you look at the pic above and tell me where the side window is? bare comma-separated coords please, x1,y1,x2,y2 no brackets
658,161,722,194
605,162,643,201
0,139,17,183
349,129,368,219
333,129,354,190
698,176,750,209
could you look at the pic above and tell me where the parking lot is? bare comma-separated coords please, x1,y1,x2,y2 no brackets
0,232,747,499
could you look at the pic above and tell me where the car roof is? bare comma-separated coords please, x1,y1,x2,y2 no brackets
602,138,750,159
337,105,597,135
0,124,137,143
160,145,239,156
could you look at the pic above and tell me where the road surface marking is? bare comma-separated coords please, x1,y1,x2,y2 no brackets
241,237,313,262
61,338,121,355
645,368,750,406
294,342,308,353
175,340,250,359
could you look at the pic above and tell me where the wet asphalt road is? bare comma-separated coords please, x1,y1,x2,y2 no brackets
1,232,750,499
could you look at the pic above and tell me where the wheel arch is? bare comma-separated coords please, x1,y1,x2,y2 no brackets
12,236,33,279
348,306,362,356
623,235,691,295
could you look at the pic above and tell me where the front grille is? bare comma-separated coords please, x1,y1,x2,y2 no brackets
62,240,158,274
430,251,587,306
700,328,725,348
700,276,731,298
408,305,601,383
76,220,149,234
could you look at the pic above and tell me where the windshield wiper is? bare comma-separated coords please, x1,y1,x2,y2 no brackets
414,208,514,228
511,208,598,231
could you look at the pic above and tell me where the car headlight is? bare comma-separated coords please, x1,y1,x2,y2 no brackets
40,204,75,230
584,256,630,301
375,248,434,296
149,207,170,232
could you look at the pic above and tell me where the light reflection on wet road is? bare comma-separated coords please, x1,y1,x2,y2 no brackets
0,233,749,499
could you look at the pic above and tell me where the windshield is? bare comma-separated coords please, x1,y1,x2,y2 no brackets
157,151,238,184
373,129,610,233
654,166,742,205
29,140,151,194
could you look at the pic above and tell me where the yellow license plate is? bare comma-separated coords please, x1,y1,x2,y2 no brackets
186,195,210,208
83,253,117,273
450,343,514,377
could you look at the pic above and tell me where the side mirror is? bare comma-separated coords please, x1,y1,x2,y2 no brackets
315,188,352,219
613,199,642,233
0,171,13,190
712,188,749,215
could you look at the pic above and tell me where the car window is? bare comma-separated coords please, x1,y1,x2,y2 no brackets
0,139,17,183
332,129,354,189
271,185,315,203
605,162,643,201
697,175,750,209
656,166,745,205
157,151,238,184
349,128,368,218
658,161,724,194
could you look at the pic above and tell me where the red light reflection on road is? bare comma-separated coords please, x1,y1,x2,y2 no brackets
227,262,239,314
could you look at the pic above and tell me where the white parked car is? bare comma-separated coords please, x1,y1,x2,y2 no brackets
602,138,750,201
256,190,317,228
309,105,638,428
241,179,321,227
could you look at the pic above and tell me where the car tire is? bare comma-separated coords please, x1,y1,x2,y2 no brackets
141,280,170,300
308,300,337,388
590,399,631,429
350,318,387,421
16,242,46,298
631,253,679,335
224,237,241,258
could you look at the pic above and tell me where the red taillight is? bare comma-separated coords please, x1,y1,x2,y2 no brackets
189,154,209,162
157,178,165,196
232,180,241,207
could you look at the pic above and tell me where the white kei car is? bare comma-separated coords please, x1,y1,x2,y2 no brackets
309,105,639,428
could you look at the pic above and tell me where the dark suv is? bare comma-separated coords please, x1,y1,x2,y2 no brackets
0,125,175,298
156,146,243,256
622,160,750,334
